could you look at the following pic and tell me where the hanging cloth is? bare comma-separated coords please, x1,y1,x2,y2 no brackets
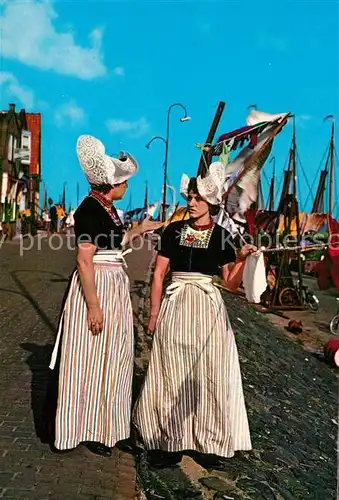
242,250,267,303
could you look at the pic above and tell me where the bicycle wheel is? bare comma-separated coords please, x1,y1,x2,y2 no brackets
279,287,299,307
307,294,319,312
329,315,339,336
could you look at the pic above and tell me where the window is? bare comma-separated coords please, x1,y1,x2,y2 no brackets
7,134,13,161
20,130,31,165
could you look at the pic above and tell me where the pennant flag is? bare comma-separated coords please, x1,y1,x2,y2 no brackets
219,141,232,168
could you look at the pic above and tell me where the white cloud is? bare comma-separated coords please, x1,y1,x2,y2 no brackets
2,0,107,80
113,67,125,77
297,114,312,122
297,115,312,129
0,72,35,109
106,117,150,138
288,115,312,129
55,101,85,127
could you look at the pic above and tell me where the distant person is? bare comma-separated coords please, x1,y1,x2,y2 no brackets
42,209,50,232
46,135,162,456
65,209,75,231
49,199,57,233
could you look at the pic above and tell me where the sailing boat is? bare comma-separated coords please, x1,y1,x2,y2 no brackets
227,115,320,309
266,117,307,308
315,116,339,290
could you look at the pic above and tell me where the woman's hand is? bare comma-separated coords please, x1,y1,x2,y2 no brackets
147,313,158,334
236,244,257,261
87,304,104,335
139,216,164,235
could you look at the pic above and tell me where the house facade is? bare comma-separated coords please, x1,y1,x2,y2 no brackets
0,103,42,237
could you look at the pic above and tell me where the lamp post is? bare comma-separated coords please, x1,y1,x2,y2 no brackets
146,103,190,222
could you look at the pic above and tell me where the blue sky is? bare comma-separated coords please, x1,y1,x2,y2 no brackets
1,0,338,213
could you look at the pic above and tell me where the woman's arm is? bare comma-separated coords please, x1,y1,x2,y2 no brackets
77,243,98,306
148,254,169,333
222,258,246,292
121,217,163,248
76,243,103,335
221,244,257,292
121,225,142,247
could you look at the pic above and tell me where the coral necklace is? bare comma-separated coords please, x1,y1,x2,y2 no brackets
190,219,214,231
89,190,122,226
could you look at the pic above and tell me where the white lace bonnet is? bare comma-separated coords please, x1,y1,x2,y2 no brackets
76,135,139,186
180,161,227,205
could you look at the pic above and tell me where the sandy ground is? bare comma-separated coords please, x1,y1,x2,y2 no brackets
265,275,338,351
215,274,339,352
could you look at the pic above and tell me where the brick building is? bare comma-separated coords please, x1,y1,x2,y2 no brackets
0,103,42,237
26,113,42,218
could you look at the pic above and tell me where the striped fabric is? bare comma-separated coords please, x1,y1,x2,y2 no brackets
133,272,252,457
54,263,133,450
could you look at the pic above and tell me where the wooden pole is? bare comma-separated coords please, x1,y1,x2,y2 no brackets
290,117,304,300
197,101,226,177
328,118,335,217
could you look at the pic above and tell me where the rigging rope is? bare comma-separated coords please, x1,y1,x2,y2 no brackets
333,149,339,217
296,151,313,210
263,243,326,254
302,143,330,211
275,155,289,206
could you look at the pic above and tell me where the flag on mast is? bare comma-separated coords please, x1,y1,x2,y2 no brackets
213,110,290,222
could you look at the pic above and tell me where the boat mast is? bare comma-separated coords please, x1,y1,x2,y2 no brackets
325,115,335,217
144,181,148,209
268,156,275,211
277,152,293,214
291,116,303,292
311,117,334,214
312,169,328,214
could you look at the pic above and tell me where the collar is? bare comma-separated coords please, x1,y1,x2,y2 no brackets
89,191,122,226
89,190,113,209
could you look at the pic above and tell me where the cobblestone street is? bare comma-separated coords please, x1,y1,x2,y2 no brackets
0,235,154,500
136,289,338,500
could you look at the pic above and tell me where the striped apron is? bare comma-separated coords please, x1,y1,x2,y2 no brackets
133,272,252,458
50,250,134,450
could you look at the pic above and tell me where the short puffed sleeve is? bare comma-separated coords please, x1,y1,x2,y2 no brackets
218,228,237,266
155,223,177,259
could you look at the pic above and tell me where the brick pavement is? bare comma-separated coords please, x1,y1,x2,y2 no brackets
0,234,155,500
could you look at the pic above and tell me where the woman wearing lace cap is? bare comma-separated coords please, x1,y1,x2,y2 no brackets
133,161,256,469
47,135,162,456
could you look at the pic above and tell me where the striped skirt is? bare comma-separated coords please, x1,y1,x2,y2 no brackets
133,272,252,458
51,261,133,450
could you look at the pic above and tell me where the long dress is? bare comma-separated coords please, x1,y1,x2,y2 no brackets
133,220,252,458
49,195,134,450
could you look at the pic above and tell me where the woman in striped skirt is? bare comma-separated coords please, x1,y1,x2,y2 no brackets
48,135,162,456
133,164,256,468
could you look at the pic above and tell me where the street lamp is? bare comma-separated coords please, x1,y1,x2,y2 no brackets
145,103,190,221
145,136,167,150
